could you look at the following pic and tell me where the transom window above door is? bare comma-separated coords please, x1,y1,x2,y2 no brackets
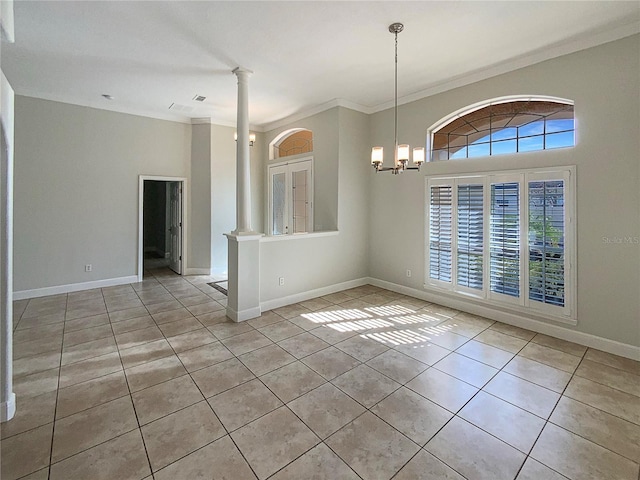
430,97,575,161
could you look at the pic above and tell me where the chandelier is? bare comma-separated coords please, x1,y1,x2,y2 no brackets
371,23,424,174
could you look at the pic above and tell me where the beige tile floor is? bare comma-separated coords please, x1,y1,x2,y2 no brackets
2,268,640,480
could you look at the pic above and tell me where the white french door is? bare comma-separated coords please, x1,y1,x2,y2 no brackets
268,157,313,235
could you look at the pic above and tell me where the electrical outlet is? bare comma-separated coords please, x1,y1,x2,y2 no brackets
278,277,285,286
406,269,412,278
85,264,92,272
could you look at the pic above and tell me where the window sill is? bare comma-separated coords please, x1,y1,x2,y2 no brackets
260,231,339,242
423,283,577,326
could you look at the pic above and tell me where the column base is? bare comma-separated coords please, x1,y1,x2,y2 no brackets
226,233,261,323
226,305,262,323
1,392,16,422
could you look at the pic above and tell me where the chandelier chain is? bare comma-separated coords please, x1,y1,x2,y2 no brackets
394,28,398,155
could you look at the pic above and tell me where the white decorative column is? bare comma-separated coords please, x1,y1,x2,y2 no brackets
232,67,253,234
1,0,16,422
226,67,261,322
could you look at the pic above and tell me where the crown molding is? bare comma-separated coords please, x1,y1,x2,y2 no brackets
259,98,372,133
369,21,640,114
260,21,640,127
16,90,194,124
14,22,639,131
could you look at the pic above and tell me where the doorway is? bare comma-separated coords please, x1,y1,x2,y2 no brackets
138,176,186,281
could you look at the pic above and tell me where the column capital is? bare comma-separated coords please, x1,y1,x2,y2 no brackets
232,67,253,77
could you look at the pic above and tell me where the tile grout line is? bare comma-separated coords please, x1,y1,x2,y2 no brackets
107,286,156,479
45,292,70,480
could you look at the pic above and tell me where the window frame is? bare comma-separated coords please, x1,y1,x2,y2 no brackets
267,156,314,236
424,166,577,324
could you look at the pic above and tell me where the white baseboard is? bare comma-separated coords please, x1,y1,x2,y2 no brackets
1,393,16,422
184,268,211,276
13,275,139,300
226,305,261,323
260,277,369,312
368,277,640,361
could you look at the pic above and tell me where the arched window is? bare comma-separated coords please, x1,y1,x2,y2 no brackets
271,129,313,159
429,97,574,161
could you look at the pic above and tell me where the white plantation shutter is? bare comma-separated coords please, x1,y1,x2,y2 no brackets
429,185,453,283
457,184,484,290
426,167,573,322
528,180,565,307
490,182,520,298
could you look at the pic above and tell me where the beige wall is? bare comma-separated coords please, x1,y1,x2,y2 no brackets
369,35,640,346
13,97,192,290
189,123,211,271
11,35,639,351
260,106,370,302
265,108,339,232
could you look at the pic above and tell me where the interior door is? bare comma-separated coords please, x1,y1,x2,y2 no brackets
168,182,182,274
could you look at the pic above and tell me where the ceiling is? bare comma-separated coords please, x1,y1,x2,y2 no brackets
3,1,639,130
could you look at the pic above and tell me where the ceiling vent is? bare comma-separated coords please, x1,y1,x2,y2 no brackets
193,95,206,102
168,103,195,113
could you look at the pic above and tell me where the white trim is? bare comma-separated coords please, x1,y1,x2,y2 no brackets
260,277,368,312
368,277,639,362
13,275,139,300
226,305,262,323
1,392,15,422
261,230,339,243
191,117,213,125
184,268,211,276
1,0,15,43
138,176,187,283
261,99,370,133
224,233,264,242
427,95,574,136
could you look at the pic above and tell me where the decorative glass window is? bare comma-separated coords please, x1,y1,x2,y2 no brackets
273,129,313,159
426,167,575,322
430,98,574,161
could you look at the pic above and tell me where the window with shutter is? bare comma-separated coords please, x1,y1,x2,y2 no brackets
426,167,575,323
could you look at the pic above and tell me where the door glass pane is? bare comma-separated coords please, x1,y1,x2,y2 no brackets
457,184,483,290
272,172,286,235
292,170,308,233
529,180,565,307
490,182,520,297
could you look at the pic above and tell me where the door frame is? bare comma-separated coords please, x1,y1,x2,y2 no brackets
138,175,187,282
